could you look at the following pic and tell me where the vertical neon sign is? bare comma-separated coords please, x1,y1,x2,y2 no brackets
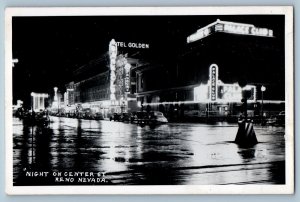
209,64,219,102
124,63,131,92
109,39,118,101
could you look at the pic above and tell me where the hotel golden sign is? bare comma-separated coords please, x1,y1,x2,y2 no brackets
116,41,150,49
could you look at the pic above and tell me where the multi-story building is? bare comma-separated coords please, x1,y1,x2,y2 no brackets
134,19,285,121
64,39,142,117
59,19,285,121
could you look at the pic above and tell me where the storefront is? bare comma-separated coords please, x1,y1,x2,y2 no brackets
139,63,284,121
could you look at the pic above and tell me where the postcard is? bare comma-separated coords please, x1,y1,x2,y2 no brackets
5,6,294,194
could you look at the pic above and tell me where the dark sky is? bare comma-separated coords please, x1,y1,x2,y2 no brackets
12,15,285,104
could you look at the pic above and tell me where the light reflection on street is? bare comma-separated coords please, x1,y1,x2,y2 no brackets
13,116,285,185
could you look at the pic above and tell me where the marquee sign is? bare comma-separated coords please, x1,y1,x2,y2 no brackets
187,19,273,43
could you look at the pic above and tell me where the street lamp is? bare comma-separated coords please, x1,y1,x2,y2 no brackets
261,86,266,125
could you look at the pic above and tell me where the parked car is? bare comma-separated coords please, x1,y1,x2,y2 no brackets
266,116,277,125
266,111,285,126
129,112,137,123
132,111,149,124
276,111,285,125
120,113,130,122
81,108,94,119
23,110,50,127
131,111,168,126
109,113,131,122
149,111,168,123
94,112,104,120
110,113,122,121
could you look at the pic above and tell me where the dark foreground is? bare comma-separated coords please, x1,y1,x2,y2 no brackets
13,116,285,185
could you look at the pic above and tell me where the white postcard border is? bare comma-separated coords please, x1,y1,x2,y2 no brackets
5,6,294,195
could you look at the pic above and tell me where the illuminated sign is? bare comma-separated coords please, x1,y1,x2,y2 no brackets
223,23,250,35
116,42,149,49
115,55,131,99
124,63,131,92
209,64,219,101
109,39,118,100
187,27,212,43
218,84,242,101
187,19,273,43
194,64,257,103
250,27,273,37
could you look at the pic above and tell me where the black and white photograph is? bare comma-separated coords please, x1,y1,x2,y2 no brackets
5,7,294,194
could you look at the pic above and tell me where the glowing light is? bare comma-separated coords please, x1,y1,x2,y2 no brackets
220,83,243,102
209,64,219,101
53,87,58,101
194,64,257,103
261,86,266,92
194,84,209,102
110,87,116,94
224,24,250,35
124,63,131,72
187,19,273,43
31,92,49,112
215,24,223,31
110,94,116,100
251,27,273,37
110,64,116,71
109,39,118,101
17,100,23,107
187,27,212,43
124,63,131,92
12,58,19,67
110,73,116,80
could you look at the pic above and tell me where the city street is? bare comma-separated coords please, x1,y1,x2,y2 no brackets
13,117,285,185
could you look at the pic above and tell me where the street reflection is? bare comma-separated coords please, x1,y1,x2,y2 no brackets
237,146,257,163
13,117,285,185
35,127,52,170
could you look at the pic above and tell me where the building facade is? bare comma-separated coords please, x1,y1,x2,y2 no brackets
61,39,141,118
31,92,49,112
54,19,285,121
133,19,285,121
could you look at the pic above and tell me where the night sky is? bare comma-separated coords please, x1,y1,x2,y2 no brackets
12,15,285,105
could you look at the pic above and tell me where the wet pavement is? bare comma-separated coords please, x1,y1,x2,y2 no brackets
13,116,285,185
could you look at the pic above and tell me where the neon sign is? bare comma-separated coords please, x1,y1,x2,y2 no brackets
223,23,250,35
194,64,257,103
250,27,273,37
116,42,149,49
187,19,273,43
187,27,212,43
124,63,131,92
217,84,243,102
209,64,218,101
109,39,118,100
